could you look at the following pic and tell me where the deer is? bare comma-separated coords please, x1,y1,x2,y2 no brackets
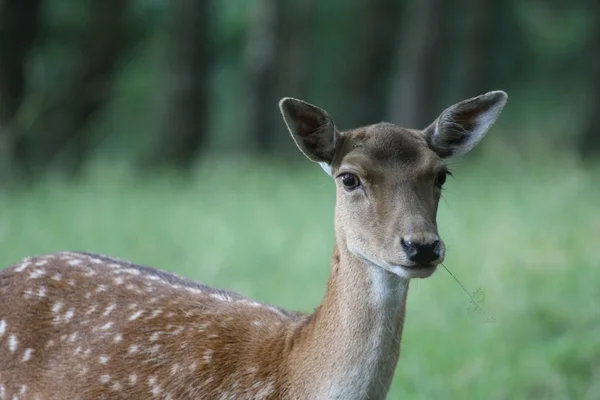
0,90,507,400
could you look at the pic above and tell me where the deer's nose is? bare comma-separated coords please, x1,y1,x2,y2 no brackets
401,237,442,265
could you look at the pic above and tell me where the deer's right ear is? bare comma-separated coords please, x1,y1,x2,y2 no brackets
279,98,339,175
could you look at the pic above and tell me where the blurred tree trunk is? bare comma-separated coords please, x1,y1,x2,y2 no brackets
148,0,212,170
242,0,281,153
342,0,404,128
580,0,600,157
277,1,314,100
18,0,130,176
456,0,504,99
0,0,40,178
388,0,452,128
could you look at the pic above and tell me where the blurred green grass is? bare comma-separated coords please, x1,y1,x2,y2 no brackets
1,152,599,399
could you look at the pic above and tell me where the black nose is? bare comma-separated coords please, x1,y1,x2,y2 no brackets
401,238,441,265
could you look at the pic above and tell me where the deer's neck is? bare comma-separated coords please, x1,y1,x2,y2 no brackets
287,243,409,399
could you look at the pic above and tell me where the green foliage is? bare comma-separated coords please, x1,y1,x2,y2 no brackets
1,151,598,399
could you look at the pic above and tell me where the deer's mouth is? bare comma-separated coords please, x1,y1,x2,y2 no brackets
387,263,438,279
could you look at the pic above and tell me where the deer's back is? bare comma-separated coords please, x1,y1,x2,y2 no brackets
0,252,301,399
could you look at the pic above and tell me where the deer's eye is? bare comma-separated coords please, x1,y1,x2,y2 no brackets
340,173,360,191
435,171,448,188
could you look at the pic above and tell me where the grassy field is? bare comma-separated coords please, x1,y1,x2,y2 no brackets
1,152,599,399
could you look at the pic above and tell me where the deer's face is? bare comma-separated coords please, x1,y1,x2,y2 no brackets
280,91,507,279
331,125,448,279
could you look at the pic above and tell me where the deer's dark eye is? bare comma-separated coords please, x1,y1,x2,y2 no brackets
340,173,360,191
435,170,449,188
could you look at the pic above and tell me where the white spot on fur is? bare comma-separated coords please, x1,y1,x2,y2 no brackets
129,374,138,385
99,355,110,364
0,384,4,399
196,323,211,332
45,339,55,348
239,299,264,308
129,310,143,321
113,276,124,285
267,306,289,319
100,322,114,330
0,320,6,337
210,293,230,302
111,381,122,391
74,346,82,355
203,349,213,363
185,287,203,295
170,326,184,336
22,348,33,362
96,284,107,293
114,333,123,343
147,309,163,319
123,268,140,276
85,304,98,315
35,259,48,266
149,344,161,353
15,261,31,272
51,273,62,281
100,375,111,384
128,344,139,354
103,304,117,317
37,286,47,297
149,332,160,342
9,335,18,352
68,259,82,266
148,376,162,396
52,302,63,314
63,309,75,323
69,332,79,342
19,385,26,395
29,268,46,279
170,364,180,376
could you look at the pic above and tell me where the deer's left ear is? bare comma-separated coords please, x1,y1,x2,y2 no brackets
424,91,508,158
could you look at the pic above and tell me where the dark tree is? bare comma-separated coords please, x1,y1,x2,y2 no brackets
341,0,404,128
148,0,213,170
276,1,314,101
0,0,41,177
242,0,281,153
580,0,600,157
242,0,316,154
388,0,452,128
16,0,130,176
457,0,497,98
